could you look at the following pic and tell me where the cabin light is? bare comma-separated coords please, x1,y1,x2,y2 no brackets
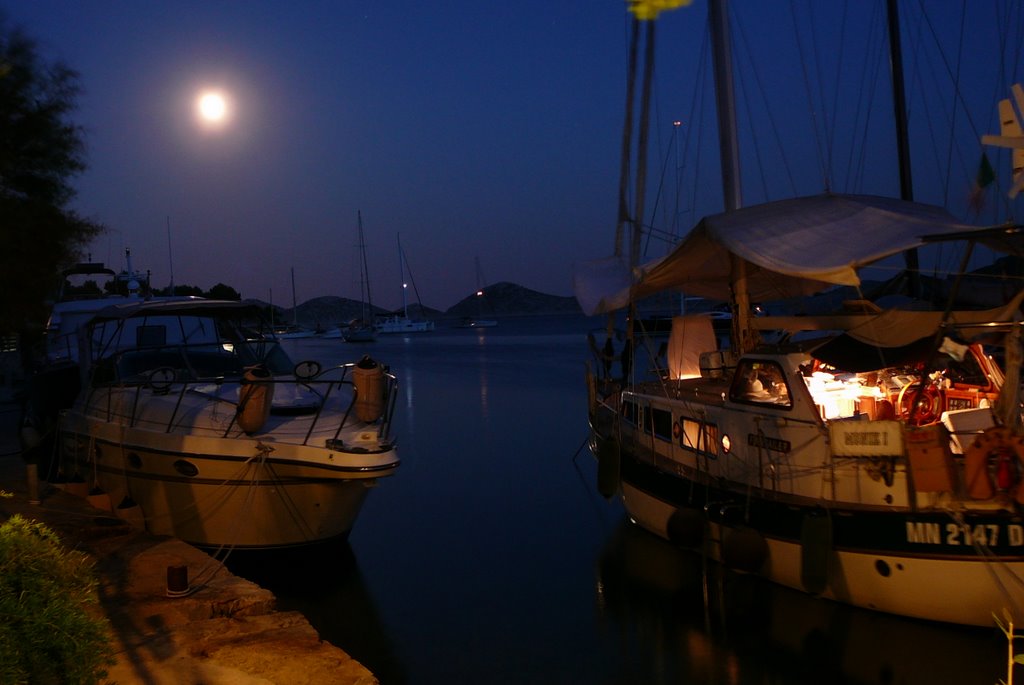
721,434,731,453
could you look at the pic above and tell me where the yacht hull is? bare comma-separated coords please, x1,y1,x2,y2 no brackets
59,414,396,549
614,443,1024,627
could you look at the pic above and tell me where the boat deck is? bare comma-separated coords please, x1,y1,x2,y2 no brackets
630,377,731,406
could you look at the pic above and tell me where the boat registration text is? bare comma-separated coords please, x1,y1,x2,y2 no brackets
906,521,1024,547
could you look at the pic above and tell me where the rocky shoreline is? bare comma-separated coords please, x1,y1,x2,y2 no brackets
0,400,377,685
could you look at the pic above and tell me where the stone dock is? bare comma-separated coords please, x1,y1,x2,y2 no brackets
0,399,378,685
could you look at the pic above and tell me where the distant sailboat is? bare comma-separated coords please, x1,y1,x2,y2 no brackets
458,257,497,328
274,267,316,338
376,234,435,334
343,211,378,343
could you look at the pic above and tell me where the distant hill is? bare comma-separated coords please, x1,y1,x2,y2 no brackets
445,282,581,317
247,282,580,328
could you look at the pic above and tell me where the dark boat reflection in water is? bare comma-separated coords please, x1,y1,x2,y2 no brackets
597,522,1004,684
228,318,1008,684
227,544,408,684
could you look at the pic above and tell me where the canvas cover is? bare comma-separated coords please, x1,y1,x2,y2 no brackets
573,194,979,316
666,315,718,379
752,289,1024,347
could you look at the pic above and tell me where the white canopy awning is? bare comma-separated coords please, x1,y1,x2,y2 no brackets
573,194,979,316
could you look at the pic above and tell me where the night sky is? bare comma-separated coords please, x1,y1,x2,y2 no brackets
4,1,1020,310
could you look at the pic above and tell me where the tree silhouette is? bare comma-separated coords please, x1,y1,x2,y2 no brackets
207,282,241,301
0,16,103,334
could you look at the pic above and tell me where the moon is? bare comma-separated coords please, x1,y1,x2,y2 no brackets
196,91,228,124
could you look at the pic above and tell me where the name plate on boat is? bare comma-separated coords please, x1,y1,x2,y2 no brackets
829,420,903,457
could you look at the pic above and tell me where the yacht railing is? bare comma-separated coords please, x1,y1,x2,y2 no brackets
83,344,399,447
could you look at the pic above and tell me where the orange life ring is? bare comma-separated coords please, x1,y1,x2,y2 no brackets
963,426,1024,502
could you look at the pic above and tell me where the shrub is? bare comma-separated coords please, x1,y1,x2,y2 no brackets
0,515,114,684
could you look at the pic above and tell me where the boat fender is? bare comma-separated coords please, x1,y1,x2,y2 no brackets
721,526,769,573
65,473,89,498
666,507,704,548
596,436,621,499
115,496,146,531
237,364,274,435
19,417,42,450
963,426,1024,501
799,510,832,595
352,356,385,422
86,486,113,512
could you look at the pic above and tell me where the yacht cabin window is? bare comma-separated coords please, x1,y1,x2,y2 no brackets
728,360,793,408
645,407,673,442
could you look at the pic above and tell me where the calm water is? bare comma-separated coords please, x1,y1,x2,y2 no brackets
228,316,1008,685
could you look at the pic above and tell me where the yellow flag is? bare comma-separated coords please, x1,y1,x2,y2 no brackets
627,0,693,21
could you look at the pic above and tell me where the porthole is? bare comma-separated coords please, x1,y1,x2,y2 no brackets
127,453,142,469
173,460,199,477
875,559,891,577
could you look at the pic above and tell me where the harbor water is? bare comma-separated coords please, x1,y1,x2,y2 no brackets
229,315,1009,684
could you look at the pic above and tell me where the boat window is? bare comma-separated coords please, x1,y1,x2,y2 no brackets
136,325,166,348
677,418,719,458
115,349,185,380
262,343,296,375
186,345,245,378
233,340,293,375
622,399,639,427
728,360,792,408
939,347,988,387
646,407,673,442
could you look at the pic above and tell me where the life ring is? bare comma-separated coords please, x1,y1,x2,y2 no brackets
963,426,1024,502
896,381,944,425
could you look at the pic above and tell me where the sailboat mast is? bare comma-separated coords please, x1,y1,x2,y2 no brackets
291,267,298,327
708,0,754,353
166,216,175,294
886,0,920,296
709,0,741,213
357,211,373,320
475,256,485,317
398,234,408,318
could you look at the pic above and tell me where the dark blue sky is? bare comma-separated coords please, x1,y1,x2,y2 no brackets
5,1,1021,309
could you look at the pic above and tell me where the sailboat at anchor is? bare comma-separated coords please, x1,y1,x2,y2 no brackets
574,1,1024,628
375,234,435,334
458,257,498,329
342,211,377,343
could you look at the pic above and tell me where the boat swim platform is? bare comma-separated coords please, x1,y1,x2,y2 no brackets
0,399,377,685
